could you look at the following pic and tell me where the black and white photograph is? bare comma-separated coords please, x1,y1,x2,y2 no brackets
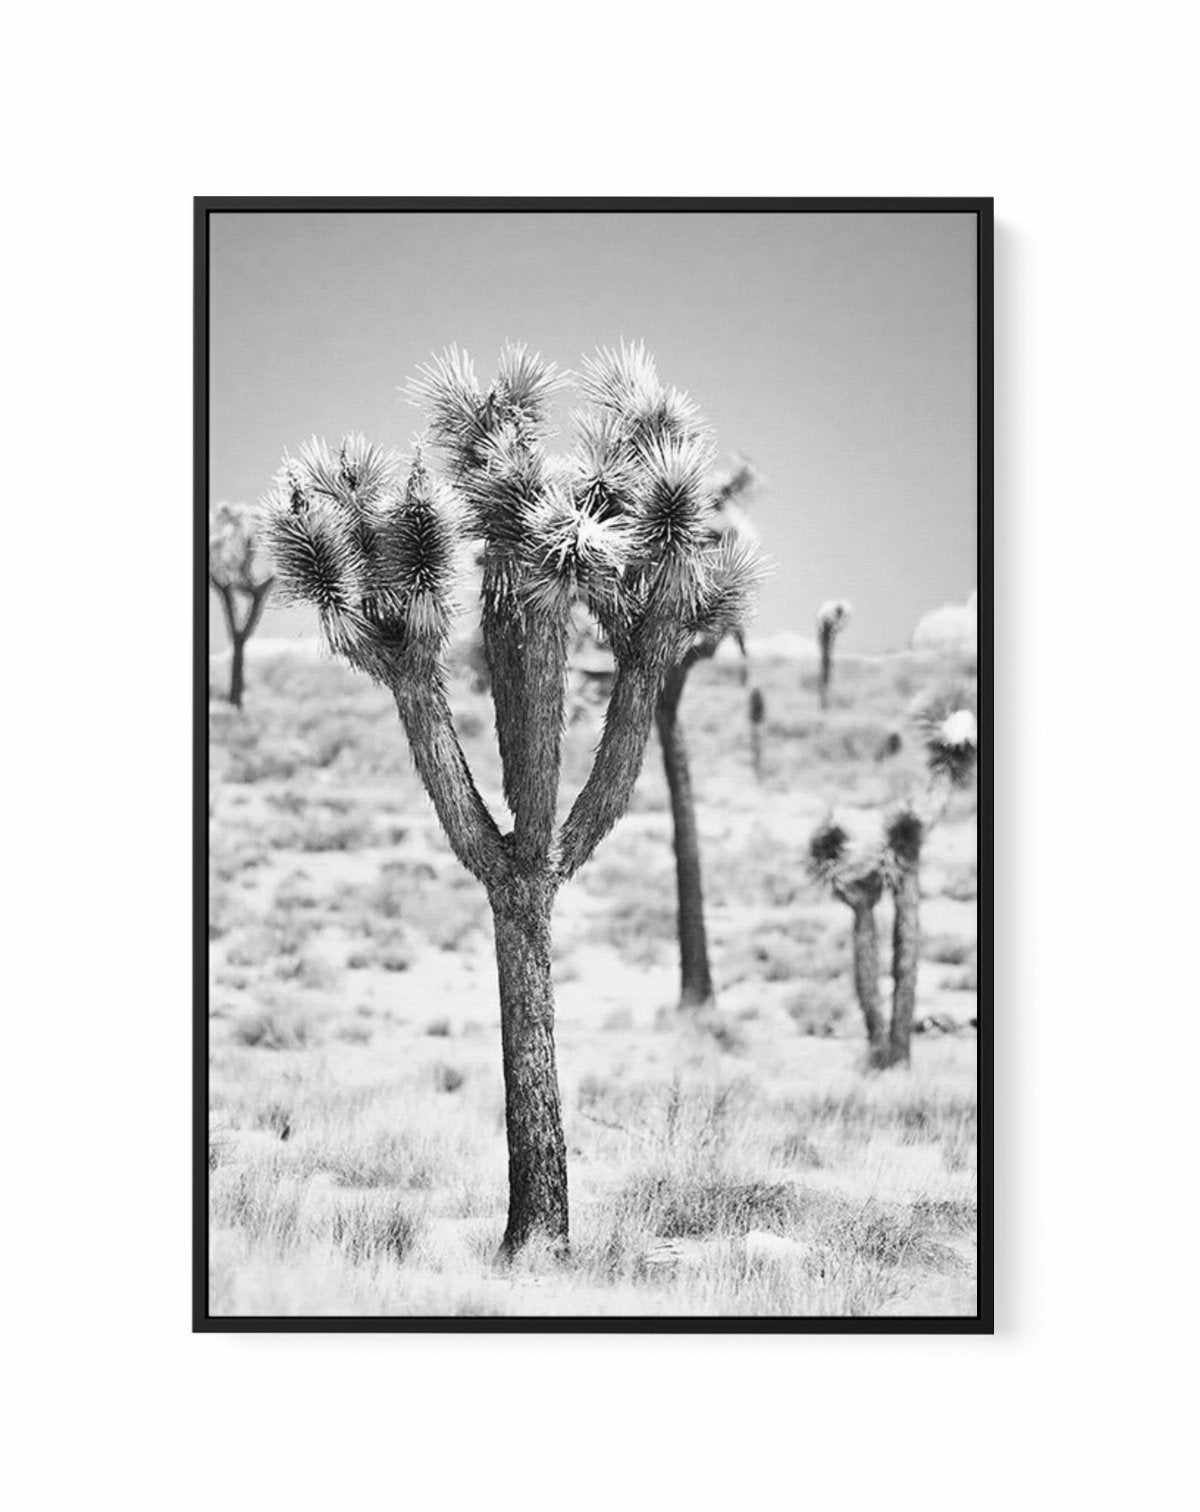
199,199,989,1327
18,0,1200,1498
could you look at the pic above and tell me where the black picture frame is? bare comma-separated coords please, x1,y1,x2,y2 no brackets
194,196,993,1334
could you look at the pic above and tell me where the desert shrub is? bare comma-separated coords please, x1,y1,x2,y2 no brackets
211,1164,305,1252
577,1076,753,1165
774,1132,824,1168
940,1125,975,1171
363,862,487,950
912,1196,977,1233
336,1022,373,1045
231,1011,318,1050
617,1173,809,1238
226,922,308,968
596,890,676,968
273,953,338,990
254,1101,293,1140
784,986,850,1036
272,871,321,911
923,934,974,966
433,1064,466,1094
332,1200,423,1265
225,742,308,786
425,1017,452,1038
781,1084,977,1144
263,812,376,854
806,1197,963,1273
319,1129,446,1190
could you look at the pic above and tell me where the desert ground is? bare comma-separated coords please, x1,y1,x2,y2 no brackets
207,639,979,1318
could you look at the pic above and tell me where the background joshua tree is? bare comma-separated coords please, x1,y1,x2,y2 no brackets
748,685,766,778
262,344,760,1255
807,821,888,1063
883,695,978,1065
809,693,977,1068
528,454,764,1011
815,598,851,710
209,500,274,709
652,457,764,1010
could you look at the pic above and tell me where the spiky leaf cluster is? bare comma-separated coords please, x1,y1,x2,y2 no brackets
817,598,852,635
882,804,925,877
209,500,271,591
807,818,851,885
686,537,769,644
579,342,704,453
267,346,765,689
522,486,630,619
912,685,979,788
367,458,459,646
406,344,565,477
808,815,885,907
261,435,458,669
401,343,766,665
569,346,766,655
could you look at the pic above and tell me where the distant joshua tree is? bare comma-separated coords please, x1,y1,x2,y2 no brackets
808,693,977,1067
807,820,887,1055
748,685,766,779
885,695,979,1063
654,457,764,1009
816,598,851,710
262,344,761,1254
528,456,765,1011
209,500,274,708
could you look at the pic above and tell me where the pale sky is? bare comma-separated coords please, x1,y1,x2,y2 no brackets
209,209,976,652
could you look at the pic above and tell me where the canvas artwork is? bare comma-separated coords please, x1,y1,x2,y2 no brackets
197,198,991,1331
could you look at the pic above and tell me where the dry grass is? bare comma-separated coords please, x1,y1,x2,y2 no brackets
208,645,978,1318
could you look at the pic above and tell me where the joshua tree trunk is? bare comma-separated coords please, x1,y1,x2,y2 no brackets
818,626,833,710
887,861,921,1066
656,662,715,1010
491,878,569,1255
229,632,246,709
850,900,888,1061
748,686,765,780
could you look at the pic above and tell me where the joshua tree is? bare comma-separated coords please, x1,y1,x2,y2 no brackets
653,458,764,1010
262,344,760,1254
816,598,851,710
884,697,978,1065
209,500,274,708
808,696,977,1068
748,685,766,779
542,456,764,1011
807,821,889,1062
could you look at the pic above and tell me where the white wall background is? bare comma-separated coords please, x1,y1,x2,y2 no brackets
5,3,1196,1507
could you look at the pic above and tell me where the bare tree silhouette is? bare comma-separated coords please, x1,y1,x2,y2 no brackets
209,500,273,708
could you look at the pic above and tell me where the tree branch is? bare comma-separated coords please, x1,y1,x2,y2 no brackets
557,649,668,881
241,579,274,640
482,583,568,868
382,643,508,887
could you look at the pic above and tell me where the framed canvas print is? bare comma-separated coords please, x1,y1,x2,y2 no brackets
195,197,992,1332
